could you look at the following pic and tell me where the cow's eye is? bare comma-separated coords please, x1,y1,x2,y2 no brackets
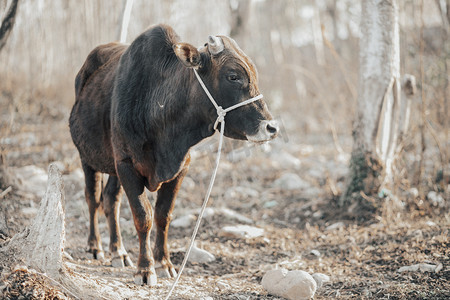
227,74,241,82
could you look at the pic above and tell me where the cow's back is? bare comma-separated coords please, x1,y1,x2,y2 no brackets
70,42,128,174
75,42,126,97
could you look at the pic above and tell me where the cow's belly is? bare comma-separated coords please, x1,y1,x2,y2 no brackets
69,98,117,175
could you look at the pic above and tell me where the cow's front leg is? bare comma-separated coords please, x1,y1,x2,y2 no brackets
154,165,188,278
116,160,156,286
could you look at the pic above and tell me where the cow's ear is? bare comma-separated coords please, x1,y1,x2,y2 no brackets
173,43,201,68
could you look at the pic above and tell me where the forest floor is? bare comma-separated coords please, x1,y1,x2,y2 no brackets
0,96,449,299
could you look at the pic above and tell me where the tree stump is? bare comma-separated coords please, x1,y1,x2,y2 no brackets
1,164,65,277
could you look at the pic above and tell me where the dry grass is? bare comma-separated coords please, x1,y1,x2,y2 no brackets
0,92,448,299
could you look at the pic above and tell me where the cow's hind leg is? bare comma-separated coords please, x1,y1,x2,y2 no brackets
116,160,156,286
103,175,133,268
82,161,104,260
153,165,188,278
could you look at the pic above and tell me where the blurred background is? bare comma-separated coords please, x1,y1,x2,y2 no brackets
0,0,448,198
0,2,448,298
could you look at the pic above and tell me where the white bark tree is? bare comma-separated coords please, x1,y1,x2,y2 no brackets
0,0,19,52
342,0,406,210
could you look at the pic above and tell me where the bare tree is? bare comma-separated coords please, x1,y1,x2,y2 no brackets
0,0,19,52
118,0,134,43
341,0,404,211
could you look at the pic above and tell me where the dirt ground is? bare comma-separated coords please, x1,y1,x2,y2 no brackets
0,95,449,299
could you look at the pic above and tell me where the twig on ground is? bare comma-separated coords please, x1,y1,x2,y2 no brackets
0,186,12,198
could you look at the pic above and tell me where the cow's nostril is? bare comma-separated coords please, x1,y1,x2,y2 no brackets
266,121,279,135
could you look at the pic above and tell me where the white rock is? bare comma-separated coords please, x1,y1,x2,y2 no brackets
171,214,195,228
261,268,317,300
306,167,325,179
425,220,437,227
303,187,322,197
263,200,279,208
273,173,309,190
220,225,264,239
187,244,215,263
397,263,442,273
325,222,345,231
224,186,259,200
218,207,253,224
216,280,230,290
336,153,350,164
408,187,419,198
310,249,321,257
427,191,445,207
298,144,314,155
312,273,330,288
270,151,301,169
261,269,287,295
190,207,215,218
312,210,323,218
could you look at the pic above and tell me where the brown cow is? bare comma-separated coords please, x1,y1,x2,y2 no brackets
69,24,278,286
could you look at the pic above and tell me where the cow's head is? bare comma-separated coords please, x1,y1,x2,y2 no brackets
174,35,279,143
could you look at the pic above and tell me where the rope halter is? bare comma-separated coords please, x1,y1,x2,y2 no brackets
193,68,263,131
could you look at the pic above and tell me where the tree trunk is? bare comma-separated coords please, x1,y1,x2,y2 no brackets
0,0,19,52
341,0,401,210
118,0,134,43
0,164,65,277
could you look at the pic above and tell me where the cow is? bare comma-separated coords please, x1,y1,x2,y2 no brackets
69,24,279,286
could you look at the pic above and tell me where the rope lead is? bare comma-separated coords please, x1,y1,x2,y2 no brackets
164,69,263,300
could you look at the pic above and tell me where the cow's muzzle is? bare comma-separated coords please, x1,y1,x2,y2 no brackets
246,119,279,143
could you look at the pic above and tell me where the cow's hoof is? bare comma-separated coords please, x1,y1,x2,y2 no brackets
134,269,157,286
111,249,134,268
88,248,105,261
95,251,105,261
112,254,134,268
155,262,177,278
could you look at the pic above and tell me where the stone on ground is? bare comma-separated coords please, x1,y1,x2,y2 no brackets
171,214,196,228
312,273,330,288
397,263,443,273
273,173,310,190
270,150,301,169
220,225,264,239
188,244,216,263
261,268,317,300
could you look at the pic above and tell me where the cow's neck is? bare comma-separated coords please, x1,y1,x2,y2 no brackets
151,97,213,186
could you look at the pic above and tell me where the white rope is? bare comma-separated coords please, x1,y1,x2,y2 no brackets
163,69,263,300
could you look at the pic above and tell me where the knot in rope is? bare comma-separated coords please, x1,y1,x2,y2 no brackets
214,106,226,131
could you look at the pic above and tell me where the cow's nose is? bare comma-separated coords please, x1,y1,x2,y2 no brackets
264,120,279,137
246,119,280,143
